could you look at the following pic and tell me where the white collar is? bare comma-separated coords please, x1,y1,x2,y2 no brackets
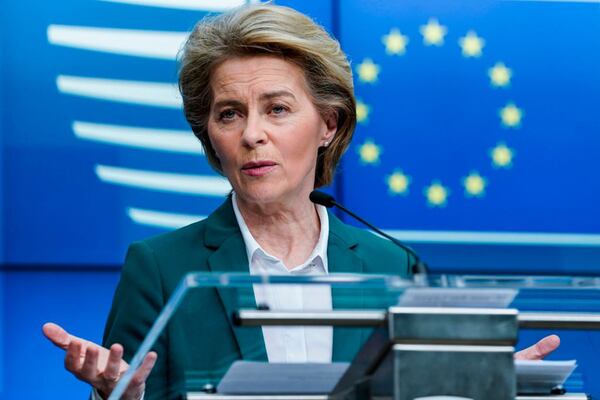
231,192,329,272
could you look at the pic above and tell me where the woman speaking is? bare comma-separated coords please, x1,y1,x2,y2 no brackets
43,4,559,399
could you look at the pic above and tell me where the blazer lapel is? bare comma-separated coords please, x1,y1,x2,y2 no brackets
327,213,368,362
202,204,368,363
205,198,268,362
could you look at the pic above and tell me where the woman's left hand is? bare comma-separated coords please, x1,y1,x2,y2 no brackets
514,334,560,360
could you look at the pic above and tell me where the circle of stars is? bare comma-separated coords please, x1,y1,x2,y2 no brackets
354,17,524,207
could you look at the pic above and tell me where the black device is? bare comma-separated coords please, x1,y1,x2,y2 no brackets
309,190,427,275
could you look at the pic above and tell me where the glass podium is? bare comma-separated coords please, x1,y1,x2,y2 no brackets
108,273,600,400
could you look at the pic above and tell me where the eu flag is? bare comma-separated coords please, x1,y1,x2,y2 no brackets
339,0,600,248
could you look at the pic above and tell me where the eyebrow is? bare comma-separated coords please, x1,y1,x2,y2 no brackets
212,99,245,111
213,90,297,110
258,90,297,102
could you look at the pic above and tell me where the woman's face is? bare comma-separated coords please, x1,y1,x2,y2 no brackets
207,55,336,206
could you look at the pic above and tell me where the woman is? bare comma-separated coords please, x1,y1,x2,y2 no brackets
43,4,559,399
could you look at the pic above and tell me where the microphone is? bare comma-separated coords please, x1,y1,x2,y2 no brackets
310,190,427,275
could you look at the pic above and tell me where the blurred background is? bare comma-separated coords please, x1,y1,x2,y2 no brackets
1,0,599,398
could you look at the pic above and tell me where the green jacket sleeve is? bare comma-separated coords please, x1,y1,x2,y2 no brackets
102,241,172,399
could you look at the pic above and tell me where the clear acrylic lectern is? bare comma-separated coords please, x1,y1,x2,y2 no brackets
108,273,600,400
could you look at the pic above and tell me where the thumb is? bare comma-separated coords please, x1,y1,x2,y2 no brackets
515,334,561,360
42,322,73,350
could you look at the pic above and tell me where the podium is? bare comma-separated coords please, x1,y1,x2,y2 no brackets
108,273,600,400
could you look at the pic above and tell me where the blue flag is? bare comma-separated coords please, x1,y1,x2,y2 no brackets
339,0,600,246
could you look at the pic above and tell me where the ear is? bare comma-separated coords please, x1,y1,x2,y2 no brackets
321,110,338,146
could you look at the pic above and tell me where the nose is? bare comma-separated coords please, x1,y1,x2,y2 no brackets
241,111,268,149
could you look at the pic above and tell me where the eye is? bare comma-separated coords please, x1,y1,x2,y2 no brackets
270,104,289,116
218,109,237,122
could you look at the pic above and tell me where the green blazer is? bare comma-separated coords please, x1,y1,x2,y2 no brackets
102,198,411,399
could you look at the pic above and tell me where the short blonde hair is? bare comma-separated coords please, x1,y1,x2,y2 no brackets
178,4,356,188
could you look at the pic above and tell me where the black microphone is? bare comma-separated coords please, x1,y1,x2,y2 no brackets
310,190,428,275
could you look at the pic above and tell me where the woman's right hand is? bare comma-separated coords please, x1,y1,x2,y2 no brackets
42,322,157,400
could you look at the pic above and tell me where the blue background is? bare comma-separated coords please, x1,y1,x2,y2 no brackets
1,0,599,398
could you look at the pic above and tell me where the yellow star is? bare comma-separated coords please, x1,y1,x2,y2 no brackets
499,102,523,128
382,28,409,55
357,139,382,164
488,62,512,87
459,30,485,58
462,171,487,197
490,142,515,168
424,181,449,207
386,170,411,195
356,58,380,83
356,100,370,124
420,18,447,46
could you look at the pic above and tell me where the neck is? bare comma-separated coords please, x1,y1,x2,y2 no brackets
235,194,321,269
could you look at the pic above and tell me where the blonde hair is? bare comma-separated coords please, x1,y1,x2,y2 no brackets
178,4,356,187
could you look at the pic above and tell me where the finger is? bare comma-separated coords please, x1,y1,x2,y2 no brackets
515,334,561,360
124,352,158,399
534,334,561,358
43,322,94,352
42,323,72,350
80,346,100,381
65,340,83,372
102,344,124,383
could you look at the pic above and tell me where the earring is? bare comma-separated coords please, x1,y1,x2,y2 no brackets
323,141,329,147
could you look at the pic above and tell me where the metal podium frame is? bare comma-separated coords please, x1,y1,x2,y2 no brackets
216,307,599,400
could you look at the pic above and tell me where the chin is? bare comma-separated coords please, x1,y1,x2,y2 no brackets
245,192,288,206
233,172,313,206
236,183,304,206
236,184,283,203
